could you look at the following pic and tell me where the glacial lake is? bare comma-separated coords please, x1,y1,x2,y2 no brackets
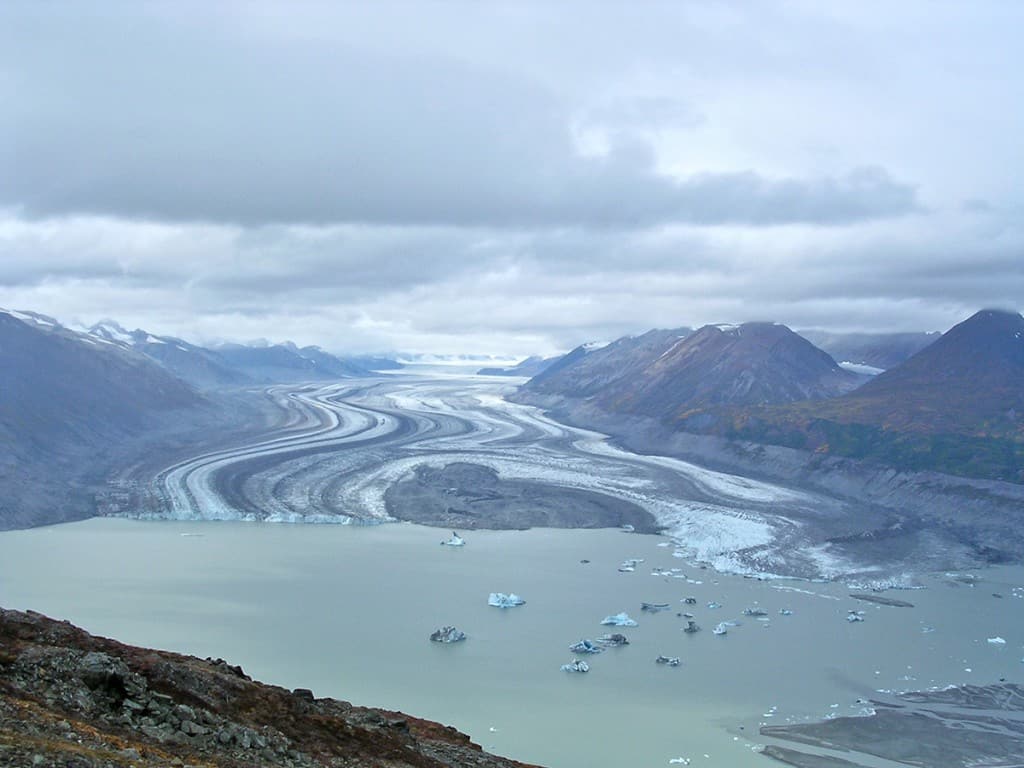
1,518,1022,767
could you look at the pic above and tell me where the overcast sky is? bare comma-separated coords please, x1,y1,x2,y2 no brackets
1,1,1022,355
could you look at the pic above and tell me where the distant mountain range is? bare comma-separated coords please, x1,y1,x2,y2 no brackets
86,320,389,388
797,329,941,370
517,310,1024,483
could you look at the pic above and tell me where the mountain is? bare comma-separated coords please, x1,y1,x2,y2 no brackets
798,329,941,370
88,320,251,389
0,607,534,768
522,323,863,419
477,355,560,377
292,343,371,378
0,310,205,529
526,329,692,399
721,310,1024,481
348,354,404,371
88,321,376,387
809,309,1024,434
212,341,369,383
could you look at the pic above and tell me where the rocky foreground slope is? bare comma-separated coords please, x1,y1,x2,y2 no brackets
0,608,536,768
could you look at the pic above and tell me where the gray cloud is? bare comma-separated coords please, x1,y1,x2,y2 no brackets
0,2,1021,355
1,208,1019,355
1,4,918,229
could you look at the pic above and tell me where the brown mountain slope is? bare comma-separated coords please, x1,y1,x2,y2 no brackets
523,322,863,420
708,310,1024,482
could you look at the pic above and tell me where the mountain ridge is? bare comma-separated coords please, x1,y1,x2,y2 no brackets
522,322,864,420
518,309,1024,483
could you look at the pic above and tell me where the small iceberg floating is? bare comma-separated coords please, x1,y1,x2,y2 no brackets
601,612,638,627
561,658,590,673
779,608,793,616
488,592,526,608
641,602,671,613
429,626,467,643
847,611,865,622
706,601,722,610
440,531,465,547
569,639,603,654
655,655,681,666
597,633,630,646
683,619,701,634
988,636,1007,645
742,607,768,617
712,623,729,636
620,524,635,532
618,558,644,572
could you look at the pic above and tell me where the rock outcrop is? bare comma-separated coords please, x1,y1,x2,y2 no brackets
0,607,538,768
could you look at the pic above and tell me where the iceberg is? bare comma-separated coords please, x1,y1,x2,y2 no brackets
713,620,740,635
641,602,671,613
683,619,701,634
440,531,465,547
429,626,467,643
569,639,603,654
561,658,590,673
488,592,526,608
600,612,638,627
988,637,1007,645
655,655,681,666
597,633,630,646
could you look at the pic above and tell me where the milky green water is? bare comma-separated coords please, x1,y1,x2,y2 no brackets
1,518,1022,767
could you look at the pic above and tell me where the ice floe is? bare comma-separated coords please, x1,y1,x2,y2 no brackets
600,612,638,627
569,639,603,654
429,626,466,643
489,592,526,608
440,531,465,547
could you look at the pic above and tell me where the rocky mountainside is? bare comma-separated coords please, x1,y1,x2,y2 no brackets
88,320,250,389
845,309,1024,432
525,328,692,399
522,323,863,420
797,329,940,370
705,310,1024,482
516,310,1024,483
0,312,200,436
0,607,536,768
0,310,208,529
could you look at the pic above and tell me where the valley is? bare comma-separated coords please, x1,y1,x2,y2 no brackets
99,372,1015,582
